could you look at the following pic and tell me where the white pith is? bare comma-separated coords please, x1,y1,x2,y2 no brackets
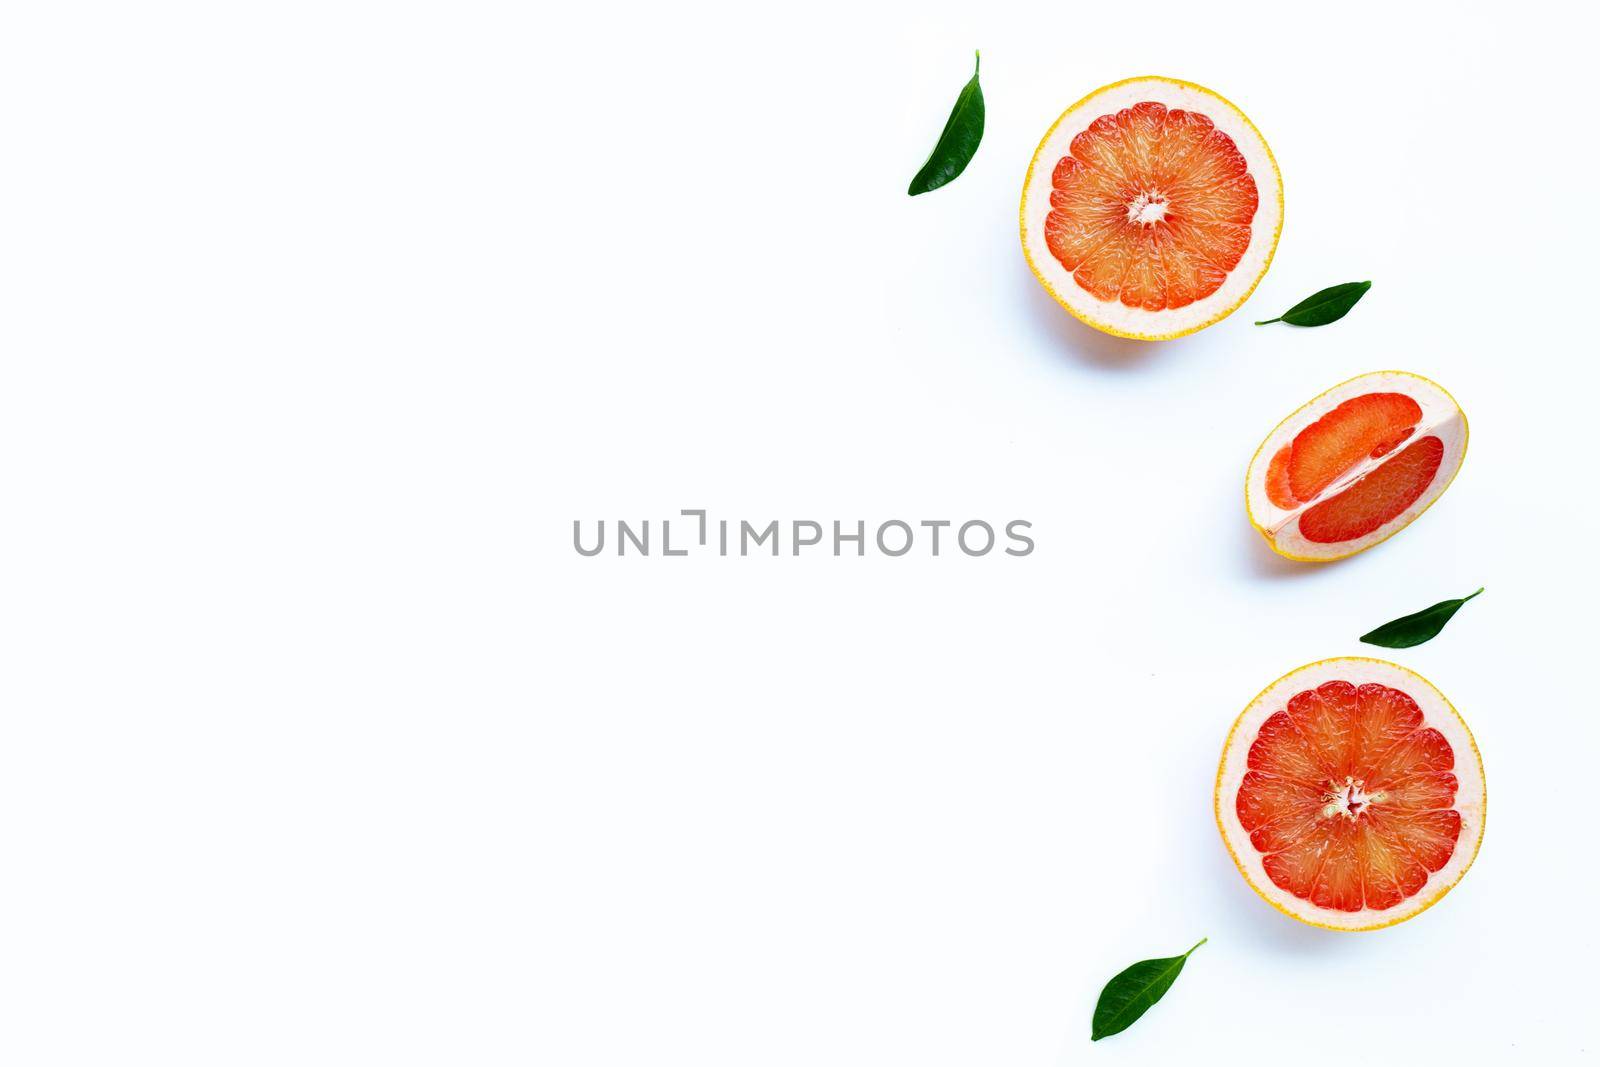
1323,778,1383,819
1126,191,1169,224
1020,78,1282,339
1216,659,1486,932
1245,371,1468,561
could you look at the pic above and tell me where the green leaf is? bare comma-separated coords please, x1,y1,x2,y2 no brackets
1090,938,1205,1042
907,52,984,196
1255,280,1372,326
1360,588,1484,649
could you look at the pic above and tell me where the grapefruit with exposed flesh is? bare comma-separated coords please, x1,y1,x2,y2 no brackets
1020,77,1283,340
1246,371,1467,561
1216,658,1485,931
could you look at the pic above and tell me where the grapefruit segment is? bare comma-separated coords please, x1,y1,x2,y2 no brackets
1245,372,1468,561
1297,435,1445,543
1217,659,1485,930
1022,77,1283,340
1282,393,1423,502
1264,447,1295,510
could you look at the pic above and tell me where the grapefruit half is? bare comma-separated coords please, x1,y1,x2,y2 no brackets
1216,659,1485,931
1020,77,1283,340
1246,371,1467,561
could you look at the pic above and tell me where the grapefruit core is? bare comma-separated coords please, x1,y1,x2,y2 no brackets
1020,77,1283,340
1216,658,1485,931
1246,371,1467,561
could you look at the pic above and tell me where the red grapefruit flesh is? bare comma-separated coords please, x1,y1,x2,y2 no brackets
1043,102,1259,311
1217,659,1485,930
1297,435,1444,544
1021,78,1282,340
1267,392,1424,507
1245,372,1467,561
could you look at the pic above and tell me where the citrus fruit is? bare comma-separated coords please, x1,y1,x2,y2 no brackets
1246,371,1467,561
1020,76,1283,340
1216,658,1485,931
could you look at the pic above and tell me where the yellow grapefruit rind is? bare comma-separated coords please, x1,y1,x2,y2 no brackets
1019,76,1285,342
1243,371,1469,563
1214,657,1486,932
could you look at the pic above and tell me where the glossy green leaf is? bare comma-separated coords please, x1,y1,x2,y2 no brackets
1360,588,1483,649
907,52,984,196
1090,938,1205,1042
1255,280,1372,326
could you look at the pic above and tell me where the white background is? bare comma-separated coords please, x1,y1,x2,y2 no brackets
2,1,1596,1063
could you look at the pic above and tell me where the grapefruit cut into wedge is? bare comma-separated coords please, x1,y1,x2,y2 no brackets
1246,371,1467,561
1216,658,1485,931
1020,77,1283,340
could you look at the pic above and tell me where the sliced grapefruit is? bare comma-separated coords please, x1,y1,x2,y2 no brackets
1020,77,1283,340
1246,371,1467,561
1216,658,1485,931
